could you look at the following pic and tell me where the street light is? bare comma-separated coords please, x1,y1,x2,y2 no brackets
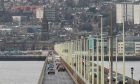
131,67,134,84
115,35,119,84
96,37,99,84
122,14,126,84
98,14,104,84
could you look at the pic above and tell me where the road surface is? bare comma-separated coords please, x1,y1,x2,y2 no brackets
43,65,75,84
43,53,75,84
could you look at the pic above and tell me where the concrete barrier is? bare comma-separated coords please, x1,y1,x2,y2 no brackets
38,57,47,84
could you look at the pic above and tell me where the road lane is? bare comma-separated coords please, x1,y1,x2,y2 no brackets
43,63,75,84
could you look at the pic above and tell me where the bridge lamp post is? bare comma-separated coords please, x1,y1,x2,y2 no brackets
98,14,104,84
79,39,83,77
122,14,126,84
115,35,119,84
121,2,134,84
96,37,99,84
83,38,86,80
131,67,134,84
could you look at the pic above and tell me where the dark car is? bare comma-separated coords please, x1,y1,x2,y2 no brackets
116,75,128,84
107,73,128,84
55,59,61,65
57,64,66,72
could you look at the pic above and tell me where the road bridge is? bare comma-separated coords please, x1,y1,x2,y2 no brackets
54,38,139,84
0,50,139,84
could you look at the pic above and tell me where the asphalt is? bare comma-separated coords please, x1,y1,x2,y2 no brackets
43,59,75,84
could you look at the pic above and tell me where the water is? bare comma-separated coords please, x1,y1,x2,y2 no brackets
103,61,140,81
0,61,44,84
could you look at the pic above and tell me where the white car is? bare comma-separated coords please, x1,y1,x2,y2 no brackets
48,67,55,74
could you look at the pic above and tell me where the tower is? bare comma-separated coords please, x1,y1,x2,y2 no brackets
41,7,49,41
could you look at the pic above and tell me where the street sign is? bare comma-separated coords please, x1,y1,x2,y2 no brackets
88,37,94,49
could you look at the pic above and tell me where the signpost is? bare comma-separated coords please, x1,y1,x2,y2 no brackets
88,36,94,49
88,36,95,84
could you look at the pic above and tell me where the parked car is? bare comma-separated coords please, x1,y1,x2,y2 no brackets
48,67,55,74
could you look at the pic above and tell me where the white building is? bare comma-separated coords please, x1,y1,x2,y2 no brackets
135,42,140,55
116,3,140,24
118,42,124,55
36,6,44,19
118,41,140,56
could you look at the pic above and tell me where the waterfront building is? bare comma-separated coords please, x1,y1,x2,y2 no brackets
117,41,140,56
135,42,140,55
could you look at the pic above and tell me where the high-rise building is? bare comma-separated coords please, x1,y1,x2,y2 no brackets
45,7,56,21
36,6,44,19
116,3,133,23
41,8,49,41
116,3,140,24
0,0,4,11
73,0,79,5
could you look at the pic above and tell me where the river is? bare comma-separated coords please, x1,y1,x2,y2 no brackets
0,61,44,84
103,61,140,81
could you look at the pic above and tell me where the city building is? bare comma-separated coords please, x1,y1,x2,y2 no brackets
135,42,140,55
73,0,79,5
116,3,140,24
118,41,140,56
118,42,135,56
45,7,56,21
0,0,4,11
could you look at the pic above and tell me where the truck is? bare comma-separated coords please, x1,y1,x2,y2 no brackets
47,56,53,63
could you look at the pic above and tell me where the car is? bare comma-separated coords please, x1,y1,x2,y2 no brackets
107,72,116,82
56,61,61,66
107,73,128,84
48,67,55,74
115,75,128,84
47,63,54,69
47,56,53,62
55,59,61,65
57,64,66,72
56,63,63,69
